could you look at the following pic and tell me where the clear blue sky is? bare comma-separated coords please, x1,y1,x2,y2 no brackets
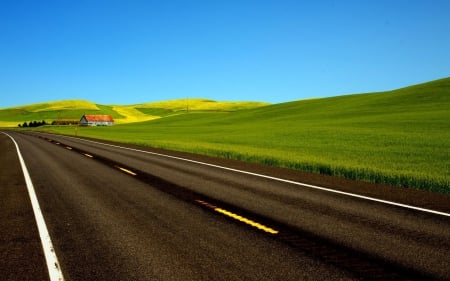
1,0,449,107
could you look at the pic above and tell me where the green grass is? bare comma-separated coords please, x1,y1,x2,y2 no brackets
39,77,450,193
136,108,175,117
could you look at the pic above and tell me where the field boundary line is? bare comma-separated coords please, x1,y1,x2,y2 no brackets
3,132,65,281
53,133,450,217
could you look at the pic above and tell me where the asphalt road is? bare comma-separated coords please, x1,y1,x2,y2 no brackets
1,131,449,281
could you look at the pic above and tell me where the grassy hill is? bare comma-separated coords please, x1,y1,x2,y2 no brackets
135,98,269,112
112,99,269,124
0,98,269,126
38,77,450,193
0,100,123,127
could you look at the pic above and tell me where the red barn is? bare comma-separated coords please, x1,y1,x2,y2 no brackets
79,115,114,126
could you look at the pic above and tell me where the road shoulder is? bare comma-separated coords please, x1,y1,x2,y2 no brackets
0,132,48,281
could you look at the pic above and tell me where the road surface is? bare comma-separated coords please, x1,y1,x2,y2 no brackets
1,131,449,281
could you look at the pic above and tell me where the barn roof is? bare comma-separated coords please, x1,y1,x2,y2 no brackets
82,115,114,122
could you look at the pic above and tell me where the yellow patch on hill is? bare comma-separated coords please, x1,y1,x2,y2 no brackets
0,121,23,128
112,106,160,124
136,98,269,112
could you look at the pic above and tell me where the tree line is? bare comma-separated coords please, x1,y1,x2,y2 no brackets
18,120,47,128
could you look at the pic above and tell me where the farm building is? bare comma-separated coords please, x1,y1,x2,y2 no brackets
79,115,114,126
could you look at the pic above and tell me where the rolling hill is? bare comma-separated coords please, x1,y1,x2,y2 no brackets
0,98,269,127
3,77,449,192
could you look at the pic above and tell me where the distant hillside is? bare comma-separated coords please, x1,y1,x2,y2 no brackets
112,99,270,124
14,99,100,112
42,77,450,193
0,99,120,127
134,98,269,112
0,98,269,127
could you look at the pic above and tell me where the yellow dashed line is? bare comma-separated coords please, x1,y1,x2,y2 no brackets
214,208,279,234
116,166,137,176
83,153,93,158
195,199,278,235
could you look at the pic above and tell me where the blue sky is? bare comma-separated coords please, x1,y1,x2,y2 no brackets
1,0,449,107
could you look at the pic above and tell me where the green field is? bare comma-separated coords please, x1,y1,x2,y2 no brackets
0,100,124,126
3,78,449,193
0,98,268,126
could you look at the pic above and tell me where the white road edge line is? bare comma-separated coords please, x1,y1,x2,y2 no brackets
3,132,65,281
55,133,450,217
